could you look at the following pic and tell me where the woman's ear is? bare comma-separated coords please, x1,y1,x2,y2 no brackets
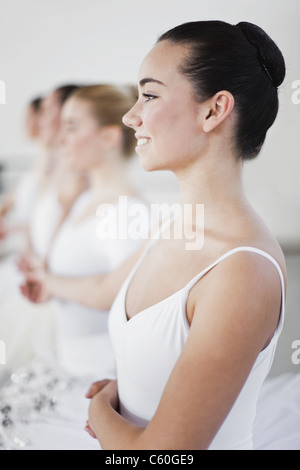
202,91,235,133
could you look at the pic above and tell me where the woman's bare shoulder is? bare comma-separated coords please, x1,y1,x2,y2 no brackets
185,209,287,329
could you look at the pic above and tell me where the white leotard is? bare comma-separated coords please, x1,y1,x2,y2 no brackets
47,190,150,377
29,187,63,260
108,220,285,450
13,171,39,225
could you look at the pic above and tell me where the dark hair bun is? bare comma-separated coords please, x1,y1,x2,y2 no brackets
158,20,285,159
236,21,285,87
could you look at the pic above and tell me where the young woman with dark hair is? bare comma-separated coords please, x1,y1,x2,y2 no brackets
84,20,292,450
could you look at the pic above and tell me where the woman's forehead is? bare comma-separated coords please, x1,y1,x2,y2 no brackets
138,41,188,86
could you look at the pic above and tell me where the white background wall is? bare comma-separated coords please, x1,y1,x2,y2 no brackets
0,0,299,246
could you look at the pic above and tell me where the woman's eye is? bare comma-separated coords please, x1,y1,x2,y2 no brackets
143,93,157,102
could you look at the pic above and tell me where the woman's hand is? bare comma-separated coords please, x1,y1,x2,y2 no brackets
85,379,113,399
0,218,9,240
17,250,44,275
85,379,119,439
20,264,51,304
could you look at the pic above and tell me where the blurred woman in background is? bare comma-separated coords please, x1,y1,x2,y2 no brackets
0,85,86,381
22,84,87,264
0,85,84,255
0,96,43,244
25,83,150,377
0,83,150,450
25,97,43,140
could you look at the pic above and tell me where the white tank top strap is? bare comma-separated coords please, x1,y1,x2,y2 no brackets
182,246,285,336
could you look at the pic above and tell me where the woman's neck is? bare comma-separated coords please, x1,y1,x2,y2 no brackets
175,149,251,232
87,159,132,202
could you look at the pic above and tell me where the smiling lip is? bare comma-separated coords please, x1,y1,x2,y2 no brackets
136,136,152,147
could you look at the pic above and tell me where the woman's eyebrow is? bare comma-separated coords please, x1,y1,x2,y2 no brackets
139,78,166,87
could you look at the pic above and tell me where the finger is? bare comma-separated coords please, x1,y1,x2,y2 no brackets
84,423,97,439
31,282,39,302
20,285,28,298
85,380,110,398
20,284,28,297
85,379,111,398
32,282,43,303
27,281,39,303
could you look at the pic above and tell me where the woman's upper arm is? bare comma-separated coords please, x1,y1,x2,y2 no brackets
138,252,283,450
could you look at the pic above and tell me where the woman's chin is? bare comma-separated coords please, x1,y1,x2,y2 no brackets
139,159,158,172
138,156,167,173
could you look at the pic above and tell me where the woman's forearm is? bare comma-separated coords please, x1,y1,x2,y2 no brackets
0,193,15,217
46,241,147,310
47,273,110,310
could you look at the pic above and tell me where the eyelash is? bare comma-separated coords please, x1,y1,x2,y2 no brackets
142,93,157,102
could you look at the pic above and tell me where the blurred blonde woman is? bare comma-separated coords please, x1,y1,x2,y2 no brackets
0,84,149,450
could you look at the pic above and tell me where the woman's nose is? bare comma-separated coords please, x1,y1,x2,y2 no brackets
122,104,142,129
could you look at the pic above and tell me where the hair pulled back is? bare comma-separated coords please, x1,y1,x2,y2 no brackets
72,84,137,158
158,21,285,160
